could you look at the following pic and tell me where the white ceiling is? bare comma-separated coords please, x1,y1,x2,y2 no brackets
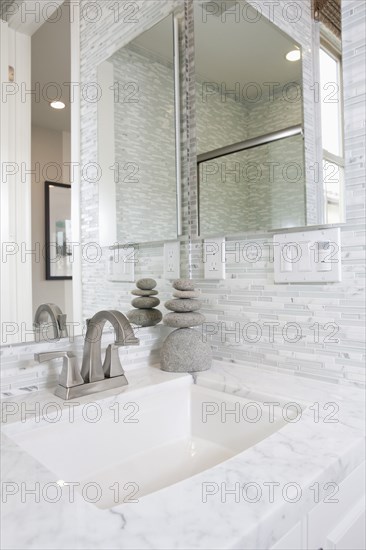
31,0,70,132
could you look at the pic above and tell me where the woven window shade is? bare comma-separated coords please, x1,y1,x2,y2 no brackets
313,0,342,37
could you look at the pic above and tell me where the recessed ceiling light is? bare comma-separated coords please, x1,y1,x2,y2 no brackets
286,49,301,62
50,100,66,110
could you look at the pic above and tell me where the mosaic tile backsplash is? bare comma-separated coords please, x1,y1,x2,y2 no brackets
77,0,365,387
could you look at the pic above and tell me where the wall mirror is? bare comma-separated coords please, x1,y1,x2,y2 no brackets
0,4,74,346
97,13,181,247
195,0,307,236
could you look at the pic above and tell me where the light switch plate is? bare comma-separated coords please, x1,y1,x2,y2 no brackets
204,237,226,279
107,247,135,282
273,228,342,283
164,241,180,280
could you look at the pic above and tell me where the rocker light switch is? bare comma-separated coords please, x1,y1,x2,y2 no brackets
107,247,135,282
280,244,293,272
298,242,312,272
318,241,332,271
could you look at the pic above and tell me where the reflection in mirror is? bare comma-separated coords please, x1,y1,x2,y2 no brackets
194,1,306,236
45,182,72,280
320,43,345,224
199,134,305,235
0,9,73,345
33,302,69,343
97,14,178,245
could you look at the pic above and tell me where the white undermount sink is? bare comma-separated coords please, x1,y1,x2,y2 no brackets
3,378,302,509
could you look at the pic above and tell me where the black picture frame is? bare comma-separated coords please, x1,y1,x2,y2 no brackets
45,181,72,280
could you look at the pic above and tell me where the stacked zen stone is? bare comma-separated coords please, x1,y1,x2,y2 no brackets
160,279,212,373
127,278,162,327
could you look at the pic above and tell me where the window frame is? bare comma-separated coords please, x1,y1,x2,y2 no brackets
319,33,345,223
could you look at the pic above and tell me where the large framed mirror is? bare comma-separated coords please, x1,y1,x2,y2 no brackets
194,0,341,237
97,12,182,247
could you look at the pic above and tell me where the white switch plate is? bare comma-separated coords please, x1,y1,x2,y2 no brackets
107,247,135,282
204,237,226,279
273,228,341,283
164,241,180,280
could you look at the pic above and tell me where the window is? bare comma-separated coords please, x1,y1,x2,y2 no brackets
319,41,344,223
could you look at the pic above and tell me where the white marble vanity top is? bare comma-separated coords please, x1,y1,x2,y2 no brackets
1,362,365,550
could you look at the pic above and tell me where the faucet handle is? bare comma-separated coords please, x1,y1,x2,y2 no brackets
57,314,68,338
34,352,84,389
103,344,126,378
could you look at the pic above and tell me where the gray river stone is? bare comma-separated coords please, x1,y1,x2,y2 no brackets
165,299,202,312
132,297,160,309
131,289,158,296
160,328,212,373
172,279,195,291
136,278,157,290
163,312,205,328
172,290,201,299
127,308,162,327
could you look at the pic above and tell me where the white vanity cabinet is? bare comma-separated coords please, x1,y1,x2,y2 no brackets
271,521,304,549
271,462,365,550
323,499,365,550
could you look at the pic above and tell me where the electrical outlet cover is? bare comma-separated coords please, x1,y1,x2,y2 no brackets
164,241,180,280
204,237,226,279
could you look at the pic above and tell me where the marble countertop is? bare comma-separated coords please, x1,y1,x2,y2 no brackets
1,362,365,550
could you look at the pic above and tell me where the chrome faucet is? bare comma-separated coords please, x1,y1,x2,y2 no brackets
81,310,139,383
34,303,68,340
34,310,139,400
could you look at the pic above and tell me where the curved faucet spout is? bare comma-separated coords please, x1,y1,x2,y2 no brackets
34,303,68,340
81,310,139,383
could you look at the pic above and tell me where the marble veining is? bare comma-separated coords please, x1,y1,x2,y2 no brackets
1,362,364,550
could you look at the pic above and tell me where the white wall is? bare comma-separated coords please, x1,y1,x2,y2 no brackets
31,125,72,318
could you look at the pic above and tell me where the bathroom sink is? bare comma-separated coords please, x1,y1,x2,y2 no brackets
3,379,301,508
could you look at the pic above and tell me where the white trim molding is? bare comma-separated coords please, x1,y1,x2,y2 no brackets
70,0,83,331
0,20,33,343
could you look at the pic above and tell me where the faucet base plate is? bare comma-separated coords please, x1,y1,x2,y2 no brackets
54,375,128,400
